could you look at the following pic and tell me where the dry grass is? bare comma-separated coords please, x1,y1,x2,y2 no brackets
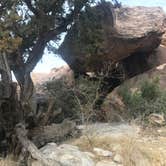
0,156,18,166
71,132,166,166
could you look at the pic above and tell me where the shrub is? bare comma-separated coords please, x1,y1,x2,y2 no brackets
140,77,160,101
44,76,99,123
118,77,166,119
44,77,79,122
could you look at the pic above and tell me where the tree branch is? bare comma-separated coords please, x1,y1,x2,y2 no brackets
24,0,40,17
15,123,61,166
25,0,89,73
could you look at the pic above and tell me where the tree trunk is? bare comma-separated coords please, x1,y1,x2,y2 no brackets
13,67,35,117
0,52,12,98
15,123,61,166
0,52,21,156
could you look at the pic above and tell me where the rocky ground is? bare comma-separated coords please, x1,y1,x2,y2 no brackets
1,123,166,166
69,123,166,166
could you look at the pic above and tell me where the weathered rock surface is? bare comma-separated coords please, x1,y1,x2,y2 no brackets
121,45,166,78
93,147,113,157
29,120,77,147
32,143,95,166
80,123,140,138
115,7,165,38
113,154,123,163
161,18,166,46
121,53,166,90
96,160,122,166
59,4,166,74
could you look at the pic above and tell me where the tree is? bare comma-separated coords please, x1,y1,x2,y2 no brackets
0,0,22,82
0,0,93,159
0,1,123,161
0,0,92,115
1,0,121,113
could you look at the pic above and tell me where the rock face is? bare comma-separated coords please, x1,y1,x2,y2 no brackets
96,160,121,166
115,7,165,38
102,49,166,122
162,33,166,46
32,65,73,86
161,18,166,46
121,52,166,90
121,45,166,78
59,3,166,74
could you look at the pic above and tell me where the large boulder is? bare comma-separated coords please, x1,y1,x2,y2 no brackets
59,3,166,74
161,18,166,46
121,45,166,78
121,57,166,91
32,143,95,166
102,49,166,121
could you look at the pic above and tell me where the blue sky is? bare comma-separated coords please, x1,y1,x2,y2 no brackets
34,0,166,73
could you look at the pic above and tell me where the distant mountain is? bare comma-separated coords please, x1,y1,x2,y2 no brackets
32,65,73,85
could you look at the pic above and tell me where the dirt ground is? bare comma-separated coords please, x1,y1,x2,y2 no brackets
1,123,166,166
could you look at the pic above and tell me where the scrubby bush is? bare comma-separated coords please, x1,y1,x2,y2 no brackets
140,77,160,101
44,76,99,123
118,77,166,120
44,77,79,122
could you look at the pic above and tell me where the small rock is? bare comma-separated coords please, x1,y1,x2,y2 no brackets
148,113,165,126
157,129,162,133
76,125,86,130
96,160,122,166
113,154,123,163
93,147,113,157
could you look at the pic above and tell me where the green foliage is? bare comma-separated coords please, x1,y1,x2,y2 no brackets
65,0,115,71
140,77,160,101
75,0,118,57
118,78,166,119
0,0,92,73
74,77,99,104
0,0,22,53
44,78,79,121
76,5,104,56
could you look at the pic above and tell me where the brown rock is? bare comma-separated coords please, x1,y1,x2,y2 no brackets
32,65,74,86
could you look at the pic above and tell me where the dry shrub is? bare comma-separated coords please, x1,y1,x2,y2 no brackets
44,76,100,123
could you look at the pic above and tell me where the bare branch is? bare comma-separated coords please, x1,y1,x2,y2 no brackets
25,0,89,73
24,0,42,17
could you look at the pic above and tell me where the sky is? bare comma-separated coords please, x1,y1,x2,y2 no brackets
33,0,166,73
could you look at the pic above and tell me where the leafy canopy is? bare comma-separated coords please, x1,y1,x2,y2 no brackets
0,0,22,53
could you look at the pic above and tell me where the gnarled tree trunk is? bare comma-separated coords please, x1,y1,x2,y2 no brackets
0,52,21,156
